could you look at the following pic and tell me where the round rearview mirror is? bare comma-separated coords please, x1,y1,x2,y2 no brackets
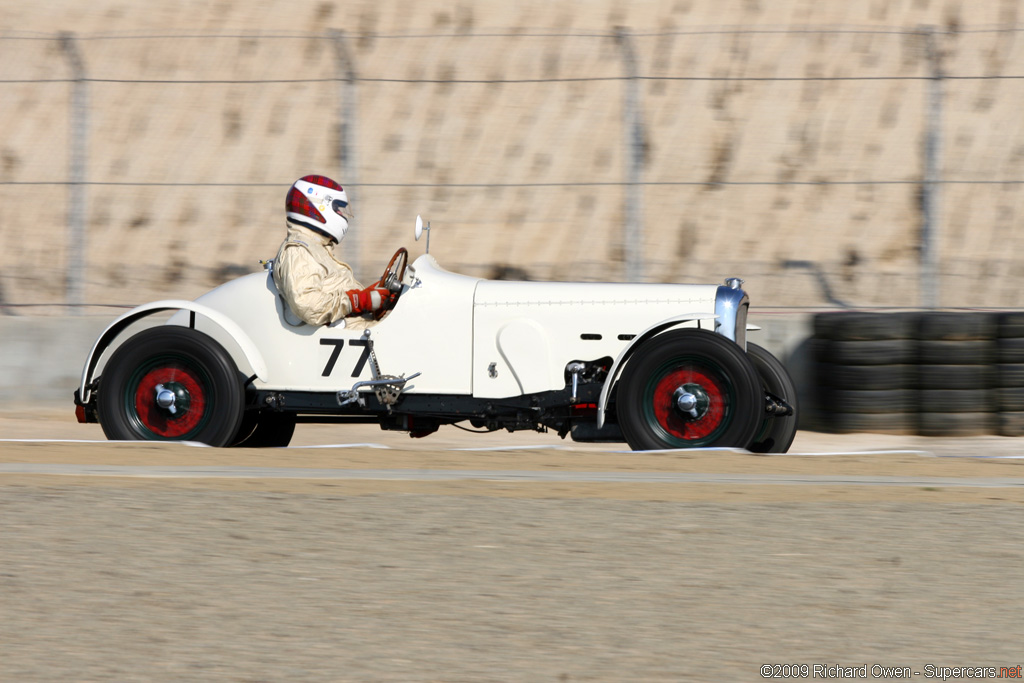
415,215,423,241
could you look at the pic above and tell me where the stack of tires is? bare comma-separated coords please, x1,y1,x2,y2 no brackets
915,312,997,437
812,312,918,434
813,310,1011,436
996,312,1024,436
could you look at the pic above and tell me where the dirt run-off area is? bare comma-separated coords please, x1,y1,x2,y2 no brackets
2,408,1023,681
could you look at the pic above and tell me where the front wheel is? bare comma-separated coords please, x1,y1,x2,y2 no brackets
616,328,763,450
96,326,245,447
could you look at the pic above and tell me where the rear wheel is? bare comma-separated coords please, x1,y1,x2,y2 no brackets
616,329,763,450
232,410,297,447
97,327,244,447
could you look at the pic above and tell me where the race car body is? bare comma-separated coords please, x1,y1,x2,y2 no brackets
75,236,797,452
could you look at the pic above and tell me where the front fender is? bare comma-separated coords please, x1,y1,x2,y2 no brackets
595,314,716,429
77,299,269,404
596,283,752,429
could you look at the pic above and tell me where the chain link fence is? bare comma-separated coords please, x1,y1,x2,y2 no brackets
2,26,1024,313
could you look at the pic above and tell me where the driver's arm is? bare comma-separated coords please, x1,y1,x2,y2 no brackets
345,286,393,315
323,265,393,316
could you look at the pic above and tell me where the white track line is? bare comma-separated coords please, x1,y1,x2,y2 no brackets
0,438,210,447
274,443,390,449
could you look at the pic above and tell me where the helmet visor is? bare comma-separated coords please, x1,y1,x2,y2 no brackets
331,198,354,221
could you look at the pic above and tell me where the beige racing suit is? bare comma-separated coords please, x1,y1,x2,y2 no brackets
272,222,374,328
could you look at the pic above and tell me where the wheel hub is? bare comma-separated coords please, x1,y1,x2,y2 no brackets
673,383,710,420
152,381,191,417
647,359,730,444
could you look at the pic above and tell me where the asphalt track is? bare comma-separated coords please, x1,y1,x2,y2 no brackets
2,412,1024,681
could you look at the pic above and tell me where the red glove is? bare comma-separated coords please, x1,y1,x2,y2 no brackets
346,286,392,315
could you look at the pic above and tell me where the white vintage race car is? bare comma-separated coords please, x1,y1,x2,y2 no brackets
74,219,797,452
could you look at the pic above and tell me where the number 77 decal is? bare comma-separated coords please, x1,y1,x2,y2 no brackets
319,338,372,378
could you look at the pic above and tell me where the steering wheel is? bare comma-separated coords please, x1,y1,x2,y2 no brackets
374,247,408,320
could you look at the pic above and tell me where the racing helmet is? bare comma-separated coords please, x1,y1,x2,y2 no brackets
285,174,354,243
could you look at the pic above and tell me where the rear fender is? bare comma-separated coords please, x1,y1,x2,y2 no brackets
595,314,716,429
77,300,268,404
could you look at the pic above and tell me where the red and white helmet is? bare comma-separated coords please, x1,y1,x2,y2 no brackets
285,174,354,243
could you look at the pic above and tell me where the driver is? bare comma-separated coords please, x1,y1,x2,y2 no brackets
272,175,392,329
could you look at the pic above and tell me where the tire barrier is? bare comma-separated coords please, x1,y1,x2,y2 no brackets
813,312,918,434
996,312,1024,437
812,311,1009,436
916,312,998,437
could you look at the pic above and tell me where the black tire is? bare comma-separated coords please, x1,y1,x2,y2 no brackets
995,387,1024,411
616,329,763,450
997,364,1024,387
997,337,1024,363
918,389,994,413
823,388,916,414
813,312,917,341
997,411,1024,437
96,326,244,447
917,365,994,390
917,340,995,365
233,410,297,448
746,343,798,454
816,363,913,391
917,312,997,341
814,339,915,365
823,411,916,435
997,312,1024,338
918,412,996,437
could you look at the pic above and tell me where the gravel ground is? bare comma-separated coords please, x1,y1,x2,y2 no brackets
2,409,1024,681
2,489,1023,681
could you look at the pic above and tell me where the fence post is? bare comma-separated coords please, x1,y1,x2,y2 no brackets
921,26,943,309
329,29,361,280
60,32,88,315
615,28,645,283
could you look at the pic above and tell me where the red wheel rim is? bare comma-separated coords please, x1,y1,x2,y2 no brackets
647,362,729,443
131,362,207,438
